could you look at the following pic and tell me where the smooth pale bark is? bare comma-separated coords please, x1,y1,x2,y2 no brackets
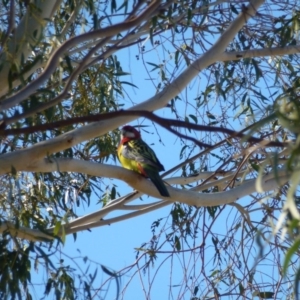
0,0,63,96
22,158,289,207
0,221,53,242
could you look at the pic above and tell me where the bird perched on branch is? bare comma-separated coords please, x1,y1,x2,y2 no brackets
117,125,170,197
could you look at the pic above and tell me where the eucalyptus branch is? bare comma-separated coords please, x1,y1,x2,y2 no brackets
63,200,169,234
0,221,53,242
220,45,300,61
13,158,289,206
64,192,141,227
0,0,299,297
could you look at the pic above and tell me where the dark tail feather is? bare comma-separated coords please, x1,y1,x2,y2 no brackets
149,173,170,197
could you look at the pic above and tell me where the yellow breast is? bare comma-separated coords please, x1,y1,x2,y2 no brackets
117,143,141,174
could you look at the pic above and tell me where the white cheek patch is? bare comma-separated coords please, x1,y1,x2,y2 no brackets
123,131,136,138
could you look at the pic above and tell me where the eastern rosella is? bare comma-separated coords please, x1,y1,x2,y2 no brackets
117,125,170,197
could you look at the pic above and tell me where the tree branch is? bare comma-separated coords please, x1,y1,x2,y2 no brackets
0,110,282,145
0,221,53,242
17,158,289,207
220,45,300,61
0,0,162,111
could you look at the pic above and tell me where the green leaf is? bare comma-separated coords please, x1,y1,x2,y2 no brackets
117,0,129,13
146,62,161,71
53,221,62,236
35,246,56,269
93,13,98,29
250,162,259,172
230,4,239,14
239,283,245,295
175,50,180,66
120,81,138,88
110,187,116,200
179,145,188,159
174,235,181,251
283,238,300,275
193,285,199,296
252,59,263,81
256,292,275,299
206,111,216,119
113,71,130,76
111,0,117,12
294,267,300,299
189,114,198,124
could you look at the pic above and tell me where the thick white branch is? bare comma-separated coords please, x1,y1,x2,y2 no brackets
21,158,288,206
0,221,53,242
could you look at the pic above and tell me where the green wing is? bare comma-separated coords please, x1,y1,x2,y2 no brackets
120,139,170,197
121,139,165,172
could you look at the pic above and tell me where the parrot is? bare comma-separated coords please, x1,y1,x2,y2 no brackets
117,125,170,197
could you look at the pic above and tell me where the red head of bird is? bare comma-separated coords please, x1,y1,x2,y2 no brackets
120,126,141,141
